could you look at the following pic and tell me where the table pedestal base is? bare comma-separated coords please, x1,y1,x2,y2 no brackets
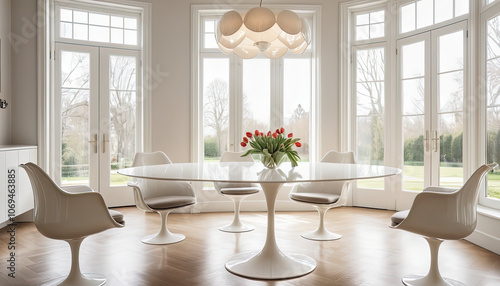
226,251,316,280
225,181,316,280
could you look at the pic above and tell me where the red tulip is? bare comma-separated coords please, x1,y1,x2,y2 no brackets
295,142,302,147
267,131,271,137
272,132,278,139
246,132,253,138
280,127,285,133
241,142,247,147
260,132,264,136
255,130,259,136
288,133,293,138
243,137,249,143
275,128,280,134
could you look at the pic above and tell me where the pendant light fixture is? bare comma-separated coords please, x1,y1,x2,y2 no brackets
215,1,311,59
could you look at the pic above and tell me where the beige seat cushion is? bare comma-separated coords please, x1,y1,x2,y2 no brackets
290,193,340,204
144,196,196,210
391,210,409,227
108,209,125,224
220,187,260,195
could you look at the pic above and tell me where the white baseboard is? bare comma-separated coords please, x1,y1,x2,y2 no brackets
466,229,500,255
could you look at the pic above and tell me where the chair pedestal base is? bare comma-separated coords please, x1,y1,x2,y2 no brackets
301,229,342,241
219,194,255,233
141,232,185,245
219,223,254,233
42,273,106,286
300,204,341,241
402,274,467,286
142,210,186,245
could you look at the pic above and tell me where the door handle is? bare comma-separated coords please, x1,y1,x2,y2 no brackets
424,130,430,152
89,134,98,153
102,134,109,153
431,130,439,152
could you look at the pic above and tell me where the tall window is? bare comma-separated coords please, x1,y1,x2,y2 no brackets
483,5,500,207
52,1,146,206
352,9,387,192
195,11,316,163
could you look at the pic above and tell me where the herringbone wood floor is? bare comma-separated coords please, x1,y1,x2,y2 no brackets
1,207,499,286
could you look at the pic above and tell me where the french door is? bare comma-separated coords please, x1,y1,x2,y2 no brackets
396,21,467,210
55,43,141,207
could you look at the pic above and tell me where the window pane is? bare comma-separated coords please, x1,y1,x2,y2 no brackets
205,19,215,33
204,34,218,49
370,11,385,23
370,23,384,38
355,47,385,189
284,58,311,161
74,11,88,24
60,22,73,38
401,3,416,33
124,17,137,30
124,30,137,45
455,0,469,17
416,0,433,29
439,31,463,73
439,71,463,112
487,107,500,200
242,59,271,135
487,58,500,106
402,41,425,79
111,16,124,28
73,24,88,41
60,51,91,186
357,13,369,25
60,8,73,22
356,25,369,41
111,28,124,44
435,0,453,24
89,13,109,26
89,25,110,42
487,16,500,60
61,51,90,89
403,115,425,191
357,116,385,189
203,58,230,161
402,78,425,115
439,113,463,188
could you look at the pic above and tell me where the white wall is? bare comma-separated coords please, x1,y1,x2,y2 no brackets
0,0,11,144
10,0,37,145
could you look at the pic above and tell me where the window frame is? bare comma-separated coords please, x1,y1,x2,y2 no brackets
479,1,500,209
191,5,321,165
54,1,142,50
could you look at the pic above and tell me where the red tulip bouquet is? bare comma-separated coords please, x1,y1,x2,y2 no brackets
240,127,301,168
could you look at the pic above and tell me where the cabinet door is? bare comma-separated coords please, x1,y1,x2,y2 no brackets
19,150,33,214
5,151,19,219
0,152,5,222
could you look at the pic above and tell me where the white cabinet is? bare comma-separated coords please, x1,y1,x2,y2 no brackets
0,146,37,225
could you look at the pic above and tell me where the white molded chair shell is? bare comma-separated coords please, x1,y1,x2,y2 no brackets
20,162,123,286
290,150,356,241
391,163,498,286
127,151,196,244
214,151,260,233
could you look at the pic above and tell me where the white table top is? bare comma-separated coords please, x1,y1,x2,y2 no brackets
118,162,401,183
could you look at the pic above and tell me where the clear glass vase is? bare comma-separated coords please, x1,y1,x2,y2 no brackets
260,151,287,169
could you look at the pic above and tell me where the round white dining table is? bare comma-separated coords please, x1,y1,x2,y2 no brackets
118,161,401,280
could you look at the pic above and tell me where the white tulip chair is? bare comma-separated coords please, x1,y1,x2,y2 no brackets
214,151,260,232
391,163,498,286
127,151,196,245
20,162,123,286
289,150,356,241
